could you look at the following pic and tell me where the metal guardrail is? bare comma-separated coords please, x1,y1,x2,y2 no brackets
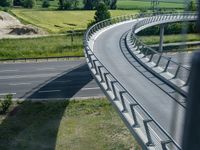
127,13,198,97
84,13,185,150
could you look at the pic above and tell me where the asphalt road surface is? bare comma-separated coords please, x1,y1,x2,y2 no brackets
0,60,104,100
93,21,186,146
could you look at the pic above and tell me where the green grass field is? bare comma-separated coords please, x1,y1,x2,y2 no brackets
117,0,184,9
0,35,83,59
0,99,141,150
12,9,138,33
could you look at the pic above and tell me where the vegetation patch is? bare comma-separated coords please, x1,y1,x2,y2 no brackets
0,34,83,59
0,99,141,150
139,33,200,45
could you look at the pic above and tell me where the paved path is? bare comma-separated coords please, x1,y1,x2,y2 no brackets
93,21,185,145
0,60,104,100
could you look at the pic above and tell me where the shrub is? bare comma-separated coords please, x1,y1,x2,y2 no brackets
0,94,13,114
42,0,50,8
22,0,35,8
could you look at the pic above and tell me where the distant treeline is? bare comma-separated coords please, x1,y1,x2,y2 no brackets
0,0,118,9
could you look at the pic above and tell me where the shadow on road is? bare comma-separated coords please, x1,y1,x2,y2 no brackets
22,63,93,99
0,63,94,150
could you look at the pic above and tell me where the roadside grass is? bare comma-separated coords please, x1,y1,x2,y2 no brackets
0,99,141,150
139,33,200,45
11,9,138,33
0,35,83,59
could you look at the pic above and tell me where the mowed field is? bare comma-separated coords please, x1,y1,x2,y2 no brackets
117,0,185,9
12,9,138,33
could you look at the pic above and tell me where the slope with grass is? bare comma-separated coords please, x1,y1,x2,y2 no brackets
11,9,138,33
0,99,141,150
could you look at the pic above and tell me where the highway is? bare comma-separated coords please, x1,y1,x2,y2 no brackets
0,60,104,100
93,21,186,145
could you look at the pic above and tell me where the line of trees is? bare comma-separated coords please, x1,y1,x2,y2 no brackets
0,0,118,10
83,0,117,10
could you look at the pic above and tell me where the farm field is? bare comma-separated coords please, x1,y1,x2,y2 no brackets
117,0,185,9
11,9,138,33
0,99,141,150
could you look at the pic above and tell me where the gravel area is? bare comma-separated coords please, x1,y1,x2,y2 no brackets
0,11,46,39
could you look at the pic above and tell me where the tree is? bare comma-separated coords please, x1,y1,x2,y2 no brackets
58,0,78,10
83,0,117,10
187,1,196,11
42,0,50,8
83,0,93,10
22,0,35,8
13,0,22,6
110,0,117,9
0,0,13,7
94,2,111,22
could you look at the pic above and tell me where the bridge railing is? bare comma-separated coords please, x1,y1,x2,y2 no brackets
84,13,184,150
127,13,198,97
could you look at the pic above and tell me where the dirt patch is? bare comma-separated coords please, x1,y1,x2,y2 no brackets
0,11,46,38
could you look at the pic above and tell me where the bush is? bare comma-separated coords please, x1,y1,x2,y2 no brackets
22,0,35,8
0,94,12,114
42,0,50,8
94,2,111,23
87,20,96,28
0,0,12,7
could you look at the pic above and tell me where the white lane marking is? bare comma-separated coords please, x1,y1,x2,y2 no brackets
0,73,59,80
81,87,100,91
38,90,61,93
0,93,16,96
9,83,32,86
0,69,19,73
36,67,55,71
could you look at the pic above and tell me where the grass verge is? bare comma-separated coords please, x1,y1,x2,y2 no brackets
0,34,83,59
0,99,141,150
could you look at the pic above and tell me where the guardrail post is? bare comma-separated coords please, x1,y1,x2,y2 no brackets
130,103,140,128
98,66,104,82
104,73,111,91
119,91,126,112
159,24,165,52
93,60,99,75
148,53,154,62
111,81,117,100
143,120,154,146
155,55,162,67
161,140,171,150
173,65,180,79
163,58,171,72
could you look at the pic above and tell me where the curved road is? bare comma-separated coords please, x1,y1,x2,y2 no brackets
93,21,185,145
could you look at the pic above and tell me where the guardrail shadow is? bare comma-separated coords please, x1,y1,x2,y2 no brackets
0,63,93,149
